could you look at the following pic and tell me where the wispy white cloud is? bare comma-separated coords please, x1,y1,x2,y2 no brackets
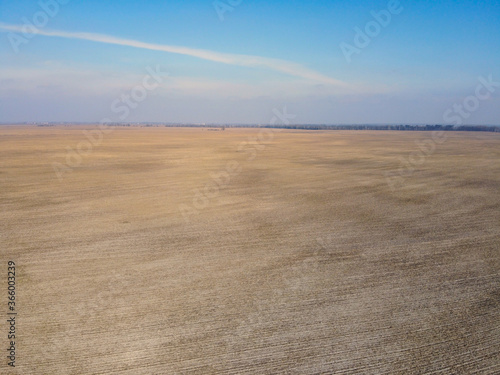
0,22,350,88
0,65,136,94
0,64,350,100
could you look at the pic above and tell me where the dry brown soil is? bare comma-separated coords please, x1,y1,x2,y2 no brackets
1,126,499,374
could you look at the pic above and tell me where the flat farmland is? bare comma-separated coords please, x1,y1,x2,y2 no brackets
1,126,499,374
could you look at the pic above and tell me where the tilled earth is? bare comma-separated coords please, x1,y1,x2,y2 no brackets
1,126,499,374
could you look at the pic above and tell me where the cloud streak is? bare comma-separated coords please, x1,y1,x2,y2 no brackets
0,22,349,87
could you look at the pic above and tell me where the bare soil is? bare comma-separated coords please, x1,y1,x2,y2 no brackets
1,126,499,374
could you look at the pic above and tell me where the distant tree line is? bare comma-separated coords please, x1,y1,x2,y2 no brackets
28,123,500,132
249,124,500,132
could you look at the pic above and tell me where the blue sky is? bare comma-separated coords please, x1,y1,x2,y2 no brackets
0,0,499,124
